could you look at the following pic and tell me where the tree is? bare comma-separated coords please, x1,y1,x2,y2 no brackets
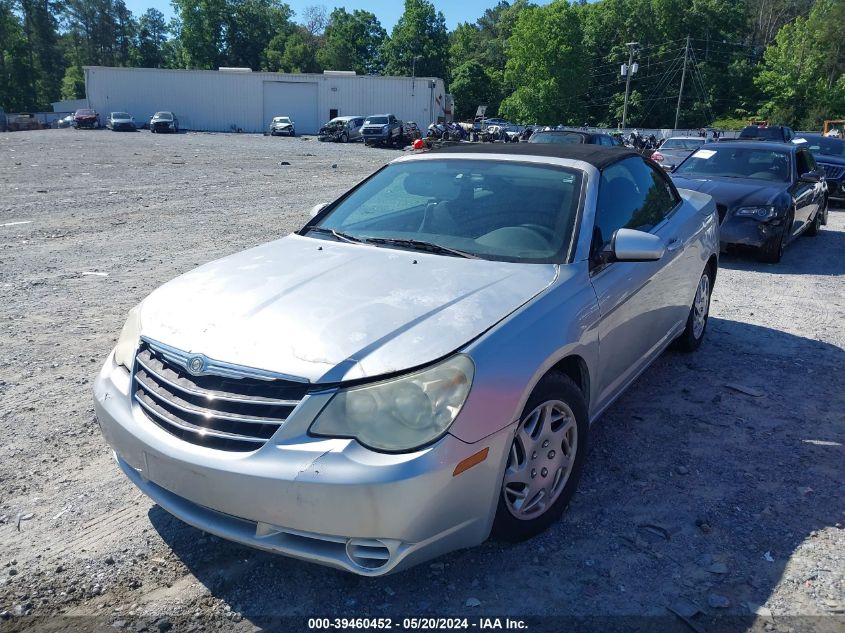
500,1,587,125
19,0,64,109
170,0,228,68
755,0,845,127
136,8,169,68
381,0,448,80
226,0,294,70
0,0,32,111
277,28,320,73
449,60,497,120
317,8,386,74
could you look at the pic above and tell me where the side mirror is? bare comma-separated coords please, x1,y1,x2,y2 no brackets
309,203,328,219
612,228,665,262
800,171,821,183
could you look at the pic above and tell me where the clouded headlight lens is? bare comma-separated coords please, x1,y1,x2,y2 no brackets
735,206,776,220
113,305,141,371
310,355,474,452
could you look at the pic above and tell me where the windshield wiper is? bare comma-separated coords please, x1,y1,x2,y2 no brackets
304,226,364,244
365,237,480,259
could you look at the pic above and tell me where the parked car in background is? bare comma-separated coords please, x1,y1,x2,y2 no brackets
57,114,74,129
317,116,362,142
73,109,100,129
107,112,136,131
269,116,295,137
794,133,845,204
671,141,827,263
361,114,404,147
529,130,621,146
650,137,707,171
94,143,718,576
737,124,795,143
150,112,179,134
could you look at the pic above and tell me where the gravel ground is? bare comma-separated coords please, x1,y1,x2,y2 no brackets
1,129,843,633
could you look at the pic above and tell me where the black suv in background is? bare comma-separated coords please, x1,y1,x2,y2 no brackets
796,134,845,203
737,125,795,143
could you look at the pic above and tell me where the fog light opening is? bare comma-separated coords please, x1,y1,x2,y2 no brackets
346,538,391,570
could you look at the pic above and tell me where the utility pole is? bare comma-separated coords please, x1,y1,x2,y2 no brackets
621,41,639,130
675,35,691,130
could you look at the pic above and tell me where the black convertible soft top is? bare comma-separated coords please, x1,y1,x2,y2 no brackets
427,142,639,169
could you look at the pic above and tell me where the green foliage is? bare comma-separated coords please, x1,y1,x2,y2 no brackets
61,63,85,100
500,1,587,125
710,116,752,130
317,8,386,74
450,60,498,119
756,0,845,127
381,0,449,81
135,9,169,68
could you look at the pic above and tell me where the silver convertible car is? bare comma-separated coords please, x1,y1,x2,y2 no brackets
94,144,719,575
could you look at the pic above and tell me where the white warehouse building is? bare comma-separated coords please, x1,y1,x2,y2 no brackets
83,66,451,135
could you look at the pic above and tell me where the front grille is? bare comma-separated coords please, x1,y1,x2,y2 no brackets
132,340,308,452
820,163,844,180
716,204,728,225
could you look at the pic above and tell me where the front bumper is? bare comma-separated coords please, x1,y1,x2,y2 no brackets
272,127,293,135
151,123,175,132
112,123,135,131
93,354,511,575
75,119,98,128
719,215,785,248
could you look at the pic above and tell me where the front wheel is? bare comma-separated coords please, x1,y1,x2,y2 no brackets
674,266,713,352
492,373,588,542
340,132,348,143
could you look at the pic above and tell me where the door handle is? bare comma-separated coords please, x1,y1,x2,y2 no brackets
666,237,682,251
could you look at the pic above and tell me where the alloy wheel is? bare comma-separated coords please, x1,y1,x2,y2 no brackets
692,272,711,339
503,400,577,520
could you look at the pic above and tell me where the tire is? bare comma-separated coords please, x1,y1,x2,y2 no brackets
340,132,348,143
757,209,792,263
674,265,713,353
150,128,155,133
290,130,295,137
492,372,588,542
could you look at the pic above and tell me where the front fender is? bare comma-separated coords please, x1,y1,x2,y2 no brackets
452,261,600,444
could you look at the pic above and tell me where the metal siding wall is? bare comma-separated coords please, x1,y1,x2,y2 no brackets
85,68,448,134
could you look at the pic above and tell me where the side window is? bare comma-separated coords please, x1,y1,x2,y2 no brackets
796,150,811,176
592,157,680,262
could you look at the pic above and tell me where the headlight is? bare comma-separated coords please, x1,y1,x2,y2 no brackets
382,125,389,132
310,355,474,452
113,305,141,371
735,206,776,220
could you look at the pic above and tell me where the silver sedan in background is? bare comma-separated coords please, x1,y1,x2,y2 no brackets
94,144,719,575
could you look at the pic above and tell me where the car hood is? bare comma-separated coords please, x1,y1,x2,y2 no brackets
670,175,788,207
274,122,292,127
813,153,845,167
139,234,558,384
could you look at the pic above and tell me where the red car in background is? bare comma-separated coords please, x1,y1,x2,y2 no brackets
73,109,100,129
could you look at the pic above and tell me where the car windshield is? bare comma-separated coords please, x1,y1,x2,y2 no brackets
675,147,792,182
365,117,388,125
739,126,783,140
154,112,173,120
661,138,705,150
112,112,130,119
308,159,583,263
76,110,95,116
800,137,845,157
530,132,585,145
274,117,291,123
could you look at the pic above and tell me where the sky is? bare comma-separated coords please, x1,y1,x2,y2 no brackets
123,0,551,30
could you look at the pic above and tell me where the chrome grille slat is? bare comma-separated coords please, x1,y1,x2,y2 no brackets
135,371,290,425
134,393,267,443
135,354,300,406
132,340,308,452
820,163,844,180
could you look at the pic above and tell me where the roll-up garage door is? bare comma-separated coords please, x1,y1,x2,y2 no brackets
262,81,318,134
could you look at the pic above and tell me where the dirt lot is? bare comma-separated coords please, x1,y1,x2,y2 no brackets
1,129,843,633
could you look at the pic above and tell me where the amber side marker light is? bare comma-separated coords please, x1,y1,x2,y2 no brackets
452,447,489,476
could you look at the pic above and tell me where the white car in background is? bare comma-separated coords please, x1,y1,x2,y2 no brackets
269,116,295,137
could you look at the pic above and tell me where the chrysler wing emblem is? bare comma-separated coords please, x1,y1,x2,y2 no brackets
186,355,207,375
